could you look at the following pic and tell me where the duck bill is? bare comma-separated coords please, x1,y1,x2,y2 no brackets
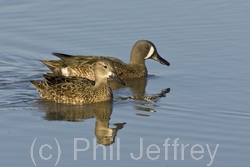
109,72,126,86
150,52,170,66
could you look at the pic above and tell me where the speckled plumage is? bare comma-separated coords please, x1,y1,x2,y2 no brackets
41,40,170,80
31,58,125,104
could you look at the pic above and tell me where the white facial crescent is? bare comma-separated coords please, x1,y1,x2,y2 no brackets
144,46,155,59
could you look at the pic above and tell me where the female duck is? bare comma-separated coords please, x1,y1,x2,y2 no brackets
31,58,125,104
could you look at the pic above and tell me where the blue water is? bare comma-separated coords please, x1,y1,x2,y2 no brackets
0,0,250,167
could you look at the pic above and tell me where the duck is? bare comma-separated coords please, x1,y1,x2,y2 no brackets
30,58,125,104
41,40,170,80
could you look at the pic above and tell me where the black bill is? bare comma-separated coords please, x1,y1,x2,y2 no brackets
151,52,170,66
109,72,126,86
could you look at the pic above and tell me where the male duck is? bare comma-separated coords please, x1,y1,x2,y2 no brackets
41,40,170,80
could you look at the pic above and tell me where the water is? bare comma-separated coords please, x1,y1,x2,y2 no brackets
0,0,250,166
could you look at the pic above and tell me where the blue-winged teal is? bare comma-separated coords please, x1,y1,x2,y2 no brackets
31,58,125,104
41,40,170,80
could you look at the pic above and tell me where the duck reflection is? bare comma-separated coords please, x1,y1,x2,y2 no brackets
38,101,125,146
94,108,126,146
110,76,170,113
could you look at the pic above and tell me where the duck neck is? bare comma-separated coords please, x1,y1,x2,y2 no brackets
129,51,146,65
94,78,109,88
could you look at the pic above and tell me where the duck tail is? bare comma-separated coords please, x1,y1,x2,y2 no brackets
40,60,64,75
52,52,74,59
30,80,45,90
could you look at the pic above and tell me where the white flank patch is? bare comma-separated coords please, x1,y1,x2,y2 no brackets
145,46,155,59
61,67,69,76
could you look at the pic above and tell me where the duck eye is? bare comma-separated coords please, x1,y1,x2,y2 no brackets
103,65,108,69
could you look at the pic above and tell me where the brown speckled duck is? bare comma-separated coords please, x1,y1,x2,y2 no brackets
31,58,125,104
